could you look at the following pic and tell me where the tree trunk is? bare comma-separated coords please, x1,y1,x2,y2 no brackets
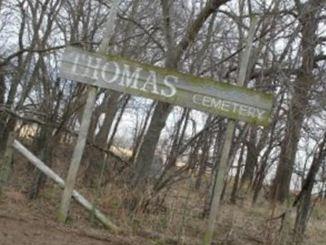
129,102,156,164
132,0,230,188
0,117,16,156
0,71,5,135
202,123,225,218
165,109,188,170
0,131,15,192
271,0,320,203
107,95,130,151
195,117,213,190
95,91,121,147
0,72,6,106
230,143,245,203
87,93,110,143
83,91,121,184
252,160,268,205
294,132,325,240
241,128,258,189
132,101,172,186
29,123,53,199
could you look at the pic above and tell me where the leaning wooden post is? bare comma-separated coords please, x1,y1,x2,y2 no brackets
203,18,258,245
58,87,97,222
58,0,120,223
13,140,119,231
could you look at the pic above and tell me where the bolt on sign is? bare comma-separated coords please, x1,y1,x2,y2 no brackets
60,46,273,126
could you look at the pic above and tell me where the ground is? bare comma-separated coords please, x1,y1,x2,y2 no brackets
0,188,148,245
1,185,326,245
0,142,325,244
0,214,116,245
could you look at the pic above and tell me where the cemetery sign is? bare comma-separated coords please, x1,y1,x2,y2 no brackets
60,46,273,126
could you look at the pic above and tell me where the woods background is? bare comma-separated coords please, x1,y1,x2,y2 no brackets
0,0,325,244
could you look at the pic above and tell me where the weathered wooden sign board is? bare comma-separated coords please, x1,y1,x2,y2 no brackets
60,46,273,126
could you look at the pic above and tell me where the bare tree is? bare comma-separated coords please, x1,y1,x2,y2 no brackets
132,0,231,188
272,0,325,203
293,132,326,241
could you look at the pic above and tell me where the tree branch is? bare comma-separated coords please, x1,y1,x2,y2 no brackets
175,0,230,61
0,42,99,67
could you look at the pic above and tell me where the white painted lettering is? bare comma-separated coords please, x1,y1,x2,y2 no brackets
232,103,240,114
192,94,202,104
247,107,256,118
211,98,222,109
239,105,249,116
83,55,102,80
256,109,266,119
71,52,81,74
140,71,159,94
101,62,120,84
202,96,211,107
161,75,178,97
120,64,142,89
221,101,231,112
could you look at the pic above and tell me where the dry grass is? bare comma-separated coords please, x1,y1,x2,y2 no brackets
2,141,326,244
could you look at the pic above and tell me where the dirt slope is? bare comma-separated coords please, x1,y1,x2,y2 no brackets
0,213,137,245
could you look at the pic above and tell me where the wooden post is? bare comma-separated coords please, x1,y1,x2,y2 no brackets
58,87,97,222
58,0,120,223
12,140,119,232
203,18,258,245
